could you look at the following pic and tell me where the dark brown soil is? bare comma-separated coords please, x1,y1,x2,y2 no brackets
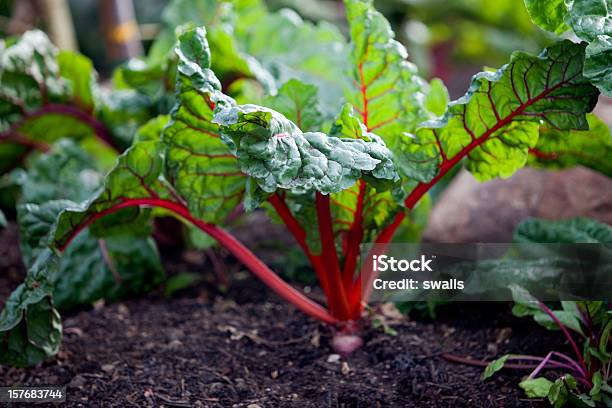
0,221,569,407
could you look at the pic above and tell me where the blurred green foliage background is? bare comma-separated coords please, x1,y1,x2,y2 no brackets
0,0,554,97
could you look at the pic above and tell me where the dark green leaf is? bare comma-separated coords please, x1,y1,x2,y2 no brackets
514,217,612,244
214,103,399,195
0,249,61,367
18,200,76,267
0,30,68,115
53,234,164,310
565,0,612,96
524,0,611,95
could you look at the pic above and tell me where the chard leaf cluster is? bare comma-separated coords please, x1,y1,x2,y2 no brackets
0,0,609,379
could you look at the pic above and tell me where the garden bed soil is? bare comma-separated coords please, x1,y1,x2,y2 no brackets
0,222,570,407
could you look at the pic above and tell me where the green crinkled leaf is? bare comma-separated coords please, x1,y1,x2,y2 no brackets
398,40,599,185
214,103,399,195
328,103,399,187
527,0,612,96
344,0,428,148
329,103,370,140
482,354,510,379
164,27,245,223
524,0,570,34
14,139,104,266
0,249,62,367
529,114,612,176
172,26,399,204
514,217,612,244
263,79,322,132
520,377,554,398
565,0,612,96
583,36,612,96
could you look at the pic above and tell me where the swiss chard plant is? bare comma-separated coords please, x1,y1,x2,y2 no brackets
0,0,611,367
0,31,121,171
0,29,170,218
